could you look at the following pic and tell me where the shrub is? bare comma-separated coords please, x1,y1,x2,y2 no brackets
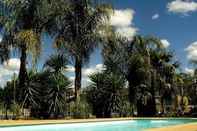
69,100,92,119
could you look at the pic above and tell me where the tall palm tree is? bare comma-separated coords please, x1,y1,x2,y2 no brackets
0,0,58,94
53,0,112,100
2,0,37,99
103,35,164,116
149,48,180,115
1,1,39,88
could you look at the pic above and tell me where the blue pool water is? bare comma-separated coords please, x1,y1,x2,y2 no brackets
0,119,196,131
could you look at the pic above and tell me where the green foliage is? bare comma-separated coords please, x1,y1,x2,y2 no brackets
0,0,197,119
69,100,92,119
0,53,72,119
47,73,71,117
44,54,68,73
102,35,180,116
0,88,3,103
2,70,72,119
10,103,21,119
86,71,126,118
52,0,113,99
53,0,112,64
0,0,46,57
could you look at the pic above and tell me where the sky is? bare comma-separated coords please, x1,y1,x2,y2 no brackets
1,0,197,87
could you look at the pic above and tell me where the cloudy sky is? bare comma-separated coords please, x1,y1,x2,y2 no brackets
1,0,197,87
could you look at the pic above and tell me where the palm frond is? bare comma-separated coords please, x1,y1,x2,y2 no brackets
44,54,68,73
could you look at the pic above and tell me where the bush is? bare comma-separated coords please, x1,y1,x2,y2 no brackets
119,101,133,117
69,100,92,119
10,103,21,119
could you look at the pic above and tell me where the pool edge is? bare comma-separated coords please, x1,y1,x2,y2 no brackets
0,117,196,128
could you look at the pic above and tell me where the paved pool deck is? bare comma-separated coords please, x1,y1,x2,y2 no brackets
0,118,196,131
146,122,197,131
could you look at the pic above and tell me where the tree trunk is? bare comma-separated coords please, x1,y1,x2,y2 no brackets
19,45,28,88
18,45,28,103
150,90,156,116
137,100,143,117
74,57,82,101
149,70,157,116
161,97,164,114
5,106,8,120
128,80,135,104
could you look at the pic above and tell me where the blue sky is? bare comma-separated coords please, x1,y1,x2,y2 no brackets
110,0,197,69
1,0,197,87
81,0,197,71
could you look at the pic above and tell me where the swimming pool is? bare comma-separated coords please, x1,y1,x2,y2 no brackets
0,119,196,131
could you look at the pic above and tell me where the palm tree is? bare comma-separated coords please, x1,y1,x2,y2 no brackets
1,1,38,88
47,73,71,118
20,70,40,110
15,54,71,119
149,50,179,114
135,84,152,116
0,0,58,97
86,71,125,118
103,35,164,116
44,54,71,118
44,54,68,73
53,0,112,100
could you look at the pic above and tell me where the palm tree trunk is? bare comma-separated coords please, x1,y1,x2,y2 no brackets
150,70,157,116
128,79,136,104
19,45,27,85
161,97,164,114
5,105,8,120
74,57,82,101
19,45,28,93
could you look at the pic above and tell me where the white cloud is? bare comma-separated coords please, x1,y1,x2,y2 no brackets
115,27,137,40
185,67,194,75
0,35,2,42
69,76,75,81
67,64,105,88
0,58,20,87
83,68,95,77
110,9,137,40
67,64,105,76
82,77,92,88
83,64,105,77
66,65,75,72
167,0,197,15
185,41,197,62
110,9,134,27
152,13,160,20
3,58,21,71
82,64,105,87
161,39,171,48
95,64,104,70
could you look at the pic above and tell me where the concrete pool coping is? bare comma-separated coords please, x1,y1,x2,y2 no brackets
0,117,196,130
0,118,131,127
